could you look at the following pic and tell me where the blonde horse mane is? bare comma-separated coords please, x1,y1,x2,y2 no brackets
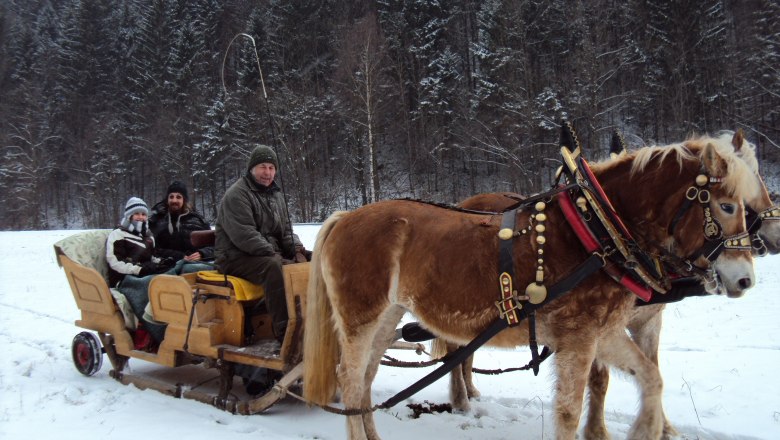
597,133,761,202
712,130,759,172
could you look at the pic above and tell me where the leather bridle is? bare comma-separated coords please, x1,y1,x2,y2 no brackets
667,172,752,269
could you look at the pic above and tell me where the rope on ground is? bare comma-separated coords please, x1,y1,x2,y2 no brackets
380,353,441,368
282,385,381,416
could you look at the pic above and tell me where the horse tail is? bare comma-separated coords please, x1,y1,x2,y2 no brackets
430,337,449,359
303,211,348,406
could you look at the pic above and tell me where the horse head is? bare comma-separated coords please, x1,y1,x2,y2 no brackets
595,140,761,298
696,142,758,297
726,129,780,254
677,130,780,256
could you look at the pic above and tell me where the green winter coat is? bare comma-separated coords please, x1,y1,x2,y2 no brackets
214,173,295,268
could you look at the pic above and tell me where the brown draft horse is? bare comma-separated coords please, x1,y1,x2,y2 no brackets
444,131,777,439
584,131,780,439
303,141,760,440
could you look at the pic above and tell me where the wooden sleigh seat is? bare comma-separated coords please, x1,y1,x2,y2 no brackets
187,229,311,369
172,229,311,368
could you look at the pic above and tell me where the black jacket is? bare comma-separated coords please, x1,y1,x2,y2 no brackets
149,201,214,261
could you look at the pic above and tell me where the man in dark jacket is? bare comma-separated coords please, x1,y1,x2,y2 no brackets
149,181,213,262
215,145,296,343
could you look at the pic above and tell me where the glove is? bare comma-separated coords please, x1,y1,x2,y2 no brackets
282,243,297,261
138,260,175,276
294,244,312,263
138,261,161,276
159,257,177,269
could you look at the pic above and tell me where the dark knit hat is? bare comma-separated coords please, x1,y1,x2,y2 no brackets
247,144,278,171
167,180,188,201
121,197,148,228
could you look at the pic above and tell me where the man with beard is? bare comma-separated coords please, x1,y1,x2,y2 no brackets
148,181,214,262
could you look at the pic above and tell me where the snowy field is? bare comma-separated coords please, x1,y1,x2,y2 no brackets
1,227,779,439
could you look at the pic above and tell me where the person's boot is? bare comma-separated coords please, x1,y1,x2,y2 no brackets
236,365,272,396
133,322,151,350
273,319,288,343
244,317,255,345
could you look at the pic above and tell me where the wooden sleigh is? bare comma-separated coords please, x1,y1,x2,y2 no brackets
54,229,309,414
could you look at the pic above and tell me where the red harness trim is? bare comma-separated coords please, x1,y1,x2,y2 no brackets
558,190,652,301
558,189,600,253
580,158,634,240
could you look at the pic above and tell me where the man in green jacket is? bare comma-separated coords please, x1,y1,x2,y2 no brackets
215,145,296,344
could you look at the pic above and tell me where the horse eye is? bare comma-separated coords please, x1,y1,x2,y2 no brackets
720,203,735,214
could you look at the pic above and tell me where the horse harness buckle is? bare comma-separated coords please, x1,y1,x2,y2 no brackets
495,272,521,325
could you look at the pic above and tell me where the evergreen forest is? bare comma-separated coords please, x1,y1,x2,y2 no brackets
1,0,778,229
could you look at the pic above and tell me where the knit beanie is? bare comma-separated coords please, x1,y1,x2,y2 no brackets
247,145,278,171
167,180,188,201
121,197,149,229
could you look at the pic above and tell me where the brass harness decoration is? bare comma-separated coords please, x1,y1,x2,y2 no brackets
759,206,780,220
526,202,548,305
490,122,756,377
495,201,549,325
500,128,729,315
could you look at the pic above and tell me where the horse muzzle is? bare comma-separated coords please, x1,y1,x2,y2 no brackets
712,256,755,298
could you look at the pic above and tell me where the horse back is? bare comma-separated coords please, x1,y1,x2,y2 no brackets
457,192,523,211
319,199,633,346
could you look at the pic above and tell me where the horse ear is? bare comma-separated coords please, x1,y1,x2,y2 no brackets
732,128,745,152
702,142,727,177
610,131,627,157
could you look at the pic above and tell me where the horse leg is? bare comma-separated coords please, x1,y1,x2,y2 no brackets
463,354,480,399
445,341,470,411
583,360,610,440
597,330,663,440
627,305,677,439
433,338,474,411
553,342,598,439
338,327,376,440
360,306,406,440
450,366,469,412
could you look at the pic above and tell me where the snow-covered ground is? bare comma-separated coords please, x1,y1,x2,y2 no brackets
1,228,778,439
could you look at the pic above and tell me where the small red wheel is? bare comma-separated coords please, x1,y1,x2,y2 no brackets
72,332,103,376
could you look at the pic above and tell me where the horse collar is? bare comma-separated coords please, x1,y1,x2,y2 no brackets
558,189,654,301
560,152,669,297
